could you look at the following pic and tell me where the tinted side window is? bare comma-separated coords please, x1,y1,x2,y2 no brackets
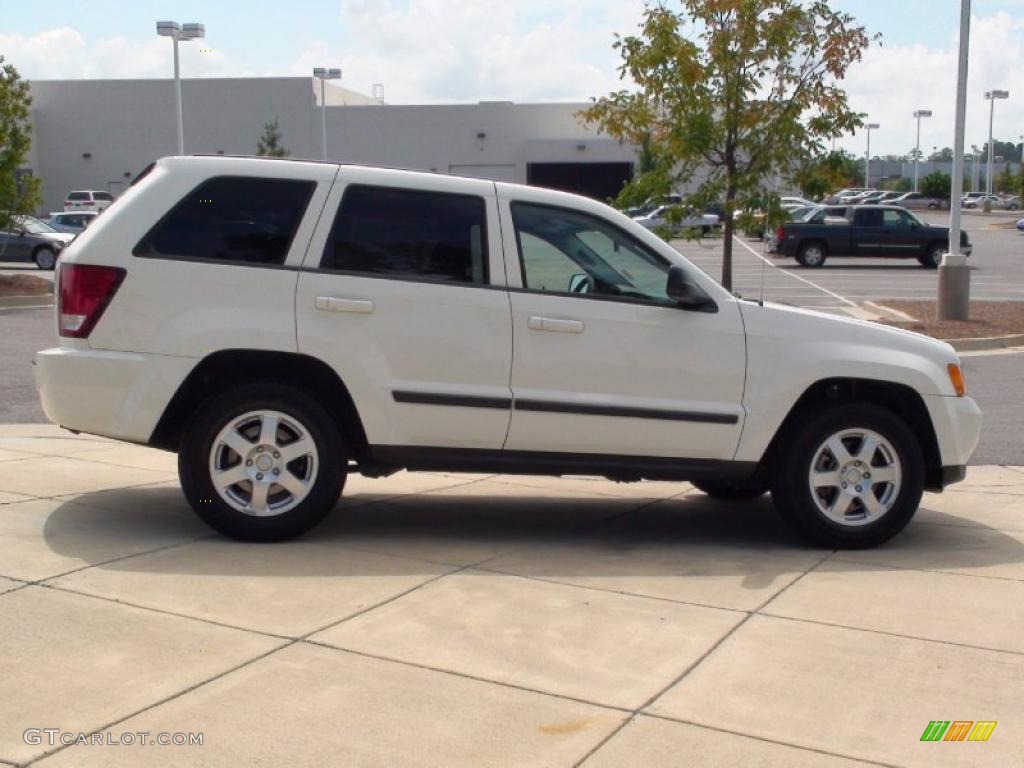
135,177,314,264
94,192,114,202
321,185,488,285
855,209,883,227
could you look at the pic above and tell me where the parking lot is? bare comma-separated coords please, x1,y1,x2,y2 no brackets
1,425,1023,767
676,212,1024,310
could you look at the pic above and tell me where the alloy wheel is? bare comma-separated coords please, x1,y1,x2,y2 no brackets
807,428,902,527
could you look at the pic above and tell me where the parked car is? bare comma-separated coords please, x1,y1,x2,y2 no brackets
996,195,1019,211
887,192,944,211
46,211,99,234
823,188,871,205
963,194,1002,210
859,191,903,205
0,215,73,269
772,205,971,268
64,190,115,212
34,156,982,548
633,206,720,234
839,189,877,204
780,196,817,209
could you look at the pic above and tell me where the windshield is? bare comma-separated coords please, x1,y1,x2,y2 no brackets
12,216,57,234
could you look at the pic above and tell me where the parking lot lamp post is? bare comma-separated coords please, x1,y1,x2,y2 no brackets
313,68,342,160
912,110,932,191
864,123,879,188
984,90,1009,196
940,0,971,321
156,21,205,155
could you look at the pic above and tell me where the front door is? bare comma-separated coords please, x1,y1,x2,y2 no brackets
498,195,746,461
296,170,513,450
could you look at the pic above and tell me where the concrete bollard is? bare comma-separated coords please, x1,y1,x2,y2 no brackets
938,252,970,321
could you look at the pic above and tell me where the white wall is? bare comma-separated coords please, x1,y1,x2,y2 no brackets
28,78,635,212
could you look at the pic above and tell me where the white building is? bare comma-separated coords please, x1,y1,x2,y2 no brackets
26,77,637,213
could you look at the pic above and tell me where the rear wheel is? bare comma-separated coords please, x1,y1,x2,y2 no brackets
692,478,768,500
34,247,56,271
796,242,827,267
770,403,924,549
178,381,345,541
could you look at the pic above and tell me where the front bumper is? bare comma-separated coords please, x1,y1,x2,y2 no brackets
922,394,982,488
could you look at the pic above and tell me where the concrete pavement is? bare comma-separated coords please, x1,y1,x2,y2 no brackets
1,424,1022,767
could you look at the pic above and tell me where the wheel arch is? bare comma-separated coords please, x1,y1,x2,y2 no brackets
149,349,369,459
759,377,943,491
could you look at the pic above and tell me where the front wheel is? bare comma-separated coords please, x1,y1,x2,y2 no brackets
921,243,945,269
34,247,56,271
178,381,345,541
770,403,924,549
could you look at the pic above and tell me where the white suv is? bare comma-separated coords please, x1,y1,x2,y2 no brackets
64,190,115,212
35,156,982,547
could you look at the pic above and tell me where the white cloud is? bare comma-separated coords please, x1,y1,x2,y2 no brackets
0,26,232,81
307,0,646,103
837,12,1024,157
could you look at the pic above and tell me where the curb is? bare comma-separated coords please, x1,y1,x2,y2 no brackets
945,333,1024,352
0,294,53,309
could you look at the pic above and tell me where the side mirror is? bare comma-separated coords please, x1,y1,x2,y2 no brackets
568,273,593,294
666,266,717,312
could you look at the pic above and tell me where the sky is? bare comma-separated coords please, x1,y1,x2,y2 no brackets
2,0,1023,158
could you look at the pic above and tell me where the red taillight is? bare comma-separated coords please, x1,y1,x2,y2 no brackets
58,264,126,338
775,226,785,242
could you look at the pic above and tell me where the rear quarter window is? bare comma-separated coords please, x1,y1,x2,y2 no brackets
94,192,114,202
134,176,315,265
67,192,89,201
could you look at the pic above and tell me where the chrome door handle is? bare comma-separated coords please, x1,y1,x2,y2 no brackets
528,316,584,333
315,296,375,314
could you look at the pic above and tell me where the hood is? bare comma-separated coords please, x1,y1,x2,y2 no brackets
740,299,957,362
39,231,74,245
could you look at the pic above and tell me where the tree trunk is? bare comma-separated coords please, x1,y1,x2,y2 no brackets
721,212,733,291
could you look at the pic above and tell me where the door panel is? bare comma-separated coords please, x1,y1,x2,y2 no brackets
499,197,746,460
296,169,513,449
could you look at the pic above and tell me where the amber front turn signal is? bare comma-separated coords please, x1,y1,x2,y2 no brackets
947,364,966,397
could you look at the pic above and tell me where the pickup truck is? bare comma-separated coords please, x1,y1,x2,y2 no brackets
772,205,971,268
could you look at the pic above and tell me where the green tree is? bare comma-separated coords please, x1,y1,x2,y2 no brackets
995,164,1015,194
1018,164,1024,199
0,56,42,231
581,1,871,290
256,117,289,157
794,151,860,201
928,147,953,162
880,176,912,192
920,171,951,201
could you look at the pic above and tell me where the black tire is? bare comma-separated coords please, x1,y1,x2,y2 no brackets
769,403,924,549
178,380,346,541
796,241,827,268
692,478,769,500
921,242,945,269
927,202,938,210
34,247,57,271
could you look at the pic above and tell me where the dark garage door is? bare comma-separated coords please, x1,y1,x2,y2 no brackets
527,162,633,202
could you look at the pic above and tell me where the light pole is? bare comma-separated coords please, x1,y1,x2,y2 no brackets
313,68,342,160
156,21,205,155
940,0,971,321
864,123,880,188
912,110,932,191
984,90,1009,195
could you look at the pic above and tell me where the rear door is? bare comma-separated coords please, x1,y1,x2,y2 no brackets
851,207,887,255
296,169,512,451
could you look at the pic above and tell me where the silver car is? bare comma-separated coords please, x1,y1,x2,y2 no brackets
0,215,74,270
888,192,944,210
46,211,99,234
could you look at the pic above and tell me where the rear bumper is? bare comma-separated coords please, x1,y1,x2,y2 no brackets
33,347,193,443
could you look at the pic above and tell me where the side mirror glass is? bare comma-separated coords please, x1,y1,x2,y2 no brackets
568,273,593,294
666,266,717,312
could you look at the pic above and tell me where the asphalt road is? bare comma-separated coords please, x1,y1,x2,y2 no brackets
3,306,1020,465
676,211,1024,309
